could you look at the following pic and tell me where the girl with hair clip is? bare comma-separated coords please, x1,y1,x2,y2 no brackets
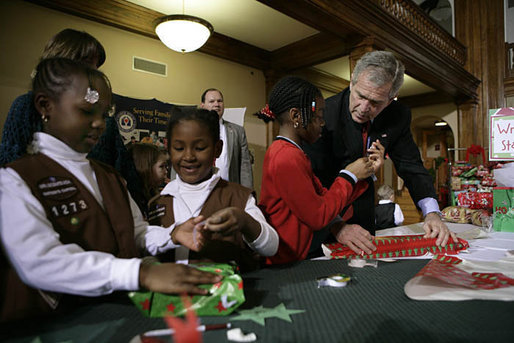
128,143,169,218
256,76,385,264
0,28,146,217
0,58,220,322
0,29,106,165
148,108,278,270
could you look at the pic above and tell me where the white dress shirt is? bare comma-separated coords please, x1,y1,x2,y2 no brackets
215,119,230,182
0,132,176,296
377,199,405,226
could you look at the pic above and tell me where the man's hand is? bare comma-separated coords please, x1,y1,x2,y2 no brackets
332,223,377,255
423,212,457,246
367,139,385,174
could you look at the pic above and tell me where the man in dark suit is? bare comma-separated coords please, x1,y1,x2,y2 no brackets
304,51,455,253
200,88,254,189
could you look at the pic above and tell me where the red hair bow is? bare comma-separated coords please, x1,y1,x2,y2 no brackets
260,104,275,120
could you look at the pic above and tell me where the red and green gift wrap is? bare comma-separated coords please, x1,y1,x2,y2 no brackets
129,263,244,317
457,191,493,209
419,255,514,289
324,235,469,259
492,187,514,232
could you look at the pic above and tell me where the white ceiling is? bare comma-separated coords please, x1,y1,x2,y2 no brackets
127,0,318,51
128,0,435,97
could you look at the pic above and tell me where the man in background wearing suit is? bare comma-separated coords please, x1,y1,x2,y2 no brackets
200,88,254,189
304,51,455,252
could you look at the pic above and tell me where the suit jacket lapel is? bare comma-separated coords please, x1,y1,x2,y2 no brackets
341,91,365,160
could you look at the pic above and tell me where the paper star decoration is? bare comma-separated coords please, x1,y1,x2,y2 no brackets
231,303,305,326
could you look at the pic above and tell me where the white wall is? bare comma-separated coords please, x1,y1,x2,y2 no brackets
0,0,270,194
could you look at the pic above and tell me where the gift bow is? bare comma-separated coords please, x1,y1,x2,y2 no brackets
465,144,486,165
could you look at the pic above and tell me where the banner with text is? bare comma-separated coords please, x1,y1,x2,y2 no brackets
112,93,195,146
489,107,514,161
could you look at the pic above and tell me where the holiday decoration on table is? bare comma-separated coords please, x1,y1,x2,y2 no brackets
405,255,514,301
129,263,244,317
231,303,305,326
415,255,514,289
322,235,469,259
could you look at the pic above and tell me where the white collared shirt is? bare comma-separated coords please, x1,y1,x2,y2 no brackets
378,199,405,226
215,119,230,182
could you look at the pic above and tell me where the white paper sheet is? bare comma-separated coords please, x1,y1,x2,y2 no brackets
223,107,246,127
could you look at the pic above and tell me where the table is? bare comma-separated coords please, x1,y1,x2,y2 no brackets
2,258,514,343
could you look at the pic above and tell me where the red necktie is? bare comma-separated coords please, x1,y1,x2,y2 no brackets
362,121,370,156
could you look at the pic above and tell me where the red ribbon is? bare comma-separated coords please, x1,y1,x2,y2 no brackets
465,144,486,165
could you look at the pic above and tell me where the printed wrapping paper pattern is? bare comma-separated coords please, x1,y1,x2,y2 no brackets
492,187,514,232
324,234,469,259
416,255,514,290
128,263,245,317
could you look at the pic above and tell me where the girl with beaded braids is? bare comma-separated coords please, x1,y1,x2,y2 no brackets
0,28,146,218
256,76,384,264
0,29,105,165
0,58,220,322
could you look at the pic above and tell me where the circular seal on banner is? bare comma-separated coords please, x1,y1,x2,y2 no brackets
116,110,137,133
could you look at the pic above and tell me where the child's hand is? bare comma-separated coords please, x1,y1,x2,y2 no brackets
203,207,245,238
139,262,222,294
202,207,260,243
172,216,205,251
367,139,385,173
345,157,374,180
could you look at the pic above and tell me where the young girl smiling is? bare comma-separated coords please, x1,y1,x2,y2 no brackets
149,108,278,269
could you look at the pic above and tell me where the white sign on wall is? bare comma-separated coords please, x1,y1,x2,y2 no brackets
489,107,514,161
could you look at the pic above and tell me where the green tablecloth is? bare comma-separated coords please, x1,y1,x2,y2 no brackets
2,259,514,342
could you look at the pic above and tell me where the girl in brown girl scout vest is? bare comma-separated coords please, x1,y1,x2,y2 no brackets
0,58,220,322
148,108,278,269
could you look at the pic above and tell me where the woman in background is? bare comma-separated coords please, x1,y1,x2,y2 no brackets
0,28,146,212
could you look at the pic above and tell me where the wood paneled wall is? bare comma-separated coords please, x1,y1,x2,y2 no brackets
455,0,505,155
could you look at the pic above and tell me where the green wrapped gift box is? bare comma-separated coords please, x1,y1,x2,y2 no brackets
128,263,245,317
493,187,514,232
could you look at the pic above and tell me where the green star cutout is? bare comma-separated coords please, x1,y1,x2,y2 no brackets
231,303,305,326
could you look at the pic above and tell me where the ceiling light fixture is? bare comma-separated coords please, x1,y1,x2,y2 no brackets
435,120,448,127
154,1,213,53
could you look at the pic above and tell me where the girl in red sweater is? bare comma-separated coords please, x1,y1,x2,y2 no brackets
256,76,384,264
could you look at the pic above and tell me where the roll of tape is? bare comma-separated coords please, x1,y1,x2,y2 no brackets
348,259,367,268
317,274,351,288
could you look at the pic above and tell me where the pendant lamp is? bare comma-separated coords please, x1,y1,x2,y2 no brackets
155,1,213,53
